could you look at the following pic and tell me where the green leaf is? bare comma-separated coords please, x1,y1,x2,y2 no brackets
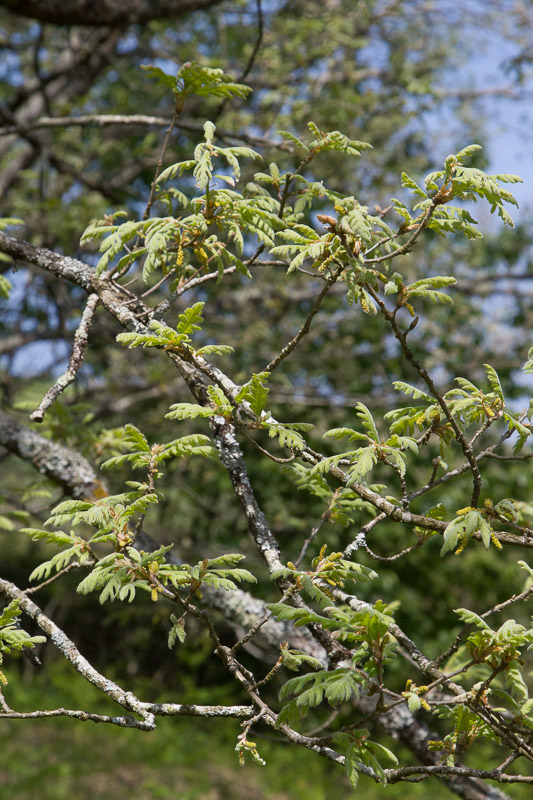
483,364,504,400
123,424,150,453
311,453,351,475
0,274,12,299
140,64,176,89
280,647,322,672
127,493,159,515
323,427,369,443
168,614,187,648
367,741,398,767
441,510,488,556
344,743,361,789
453,144,483,162
278,130,308,151
505,661,529,702
142,62,251,102
347,447,377,483
268,424,306,450
324,671,361,706
166,403,215,421
354,403,379,442
20,528,74,546
206,384,233,416
177,302,204,336
391,382,434,403
157,160,196,184
195,344,234,357
401,172,427,197
236,372,270,416
406,693,421,712
440,518,462,556
453,608,491,629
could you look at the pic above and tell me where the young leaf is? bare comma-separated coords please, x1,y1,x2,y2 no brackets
236,372,270,416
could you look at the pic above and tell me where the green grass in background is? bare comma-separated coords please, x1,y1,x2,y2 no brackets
1,660,531,800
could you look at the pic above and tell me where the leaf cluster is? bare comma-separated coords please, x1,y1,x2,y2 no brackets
314,402,418,482
0,600,46,673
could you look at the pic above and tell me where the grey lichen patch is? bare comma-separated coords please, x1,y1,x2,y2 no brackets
0,410,102,499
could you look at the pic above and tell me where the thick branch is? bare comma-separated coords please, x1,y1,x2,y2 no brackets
0,0,224,26
0,231,95,290
0,115,284,150
0,409,102,499
209,415,284,574
0,577,155,729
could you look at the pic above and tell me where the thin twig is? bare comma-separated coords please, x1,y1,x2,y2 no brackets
367,284,483,506
294,508,330,568
231,586,296,655
480,585,533,619
142,108,179,222
0,688,12,713
384,765,533,784
24,560,93,595
0,708,154,729
364,540,424,563
238,426,297,464
214,0,264,122
343,513,387,559
263,265,344,373
364,203,437,265
30,294,99,422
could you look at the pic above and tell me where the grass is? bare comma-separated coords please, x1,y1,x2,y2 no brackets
1,658,531,799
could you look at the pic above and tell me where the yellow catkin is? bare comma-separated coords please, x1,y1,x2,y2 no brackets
176,240,184,266
455,540,466,555
194,247,208,262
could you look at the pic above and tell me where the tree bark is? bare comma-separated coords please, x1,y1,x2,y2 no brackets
0,0,223,27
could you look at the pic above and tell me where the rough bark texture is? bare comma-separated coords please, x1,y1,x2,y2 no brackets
0,410,102,499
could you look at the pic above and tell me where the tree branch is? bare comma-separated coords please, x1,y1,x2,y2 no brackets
0,0,224,27
0,577,155,730
30,293,100,422
0,409,102,499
